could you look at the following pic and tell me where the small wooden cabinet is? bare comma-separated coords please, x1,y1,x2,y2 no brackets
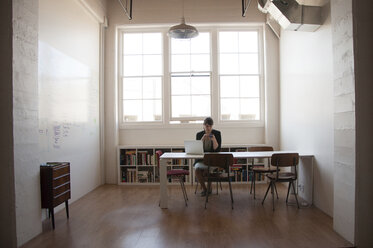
40,162,71,229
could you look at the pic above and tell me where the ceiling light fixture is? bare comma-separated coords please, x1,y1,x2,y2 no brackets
168,0,199,39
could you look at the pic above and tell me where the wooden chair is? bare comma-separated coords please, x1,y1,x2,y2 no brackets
262,153,300,211
194,174,223,195
248,146,279,199
203,153,234,209
156,150,189,206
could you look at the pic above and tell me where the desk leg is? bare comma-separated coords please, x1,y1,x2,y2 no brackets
65,200,69,218
159,158,168,208
50,207,55,229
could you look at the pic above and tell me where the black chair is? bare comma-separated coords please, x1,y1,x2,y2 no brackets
262,153,300,211
203,153,234,209
248,146,279,199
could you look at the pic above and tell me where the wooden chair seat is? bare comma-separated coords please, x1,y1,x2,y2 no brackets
252,167,278,173
167,170,189,176
267,172,296,181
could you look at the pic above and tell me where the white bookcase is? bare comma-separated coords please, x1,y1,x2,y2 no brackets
117,145,267,185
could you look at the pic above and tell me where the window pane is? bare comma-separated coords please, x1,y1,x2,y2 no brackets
123,100,142,122
219,54,239,74
143,55,162,76
143,100,162,121
123,55,142,76
143,77,162,99
221,98,239,120
172,96,191,117
219,32,238,53
171,76,190,95
191,96,210,116
240,98,260,120
191,33,210,53
123,33,142,55
239,54,258,74
239,32,258,53
171,54,190,72
240,76,259,97
143,33,162,54
123,78,142,99
191,54,210,71
220,76,239,98
191,76,210,94
171,38,190,54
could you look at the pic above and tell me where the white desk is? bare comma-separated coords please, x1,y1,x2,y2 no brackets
159,151,314,208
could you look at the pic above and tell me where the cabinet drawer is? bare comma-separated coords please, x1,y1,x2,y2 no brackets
53,190,70,207
53,165,70,178
53,182,70,197
53,174,70,187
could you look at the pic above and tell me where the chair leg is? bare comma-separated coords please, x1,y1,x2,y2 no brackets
180,178,188,206
286,182,292,204
250,171,254,194
216,181,219,195
253,172,257,199
205,180,211,209
228,180,234,209
262,182,271,205
195,179,199,194
274,182,279,199
219,180,222,191
291,181,300,209
271,182,275,211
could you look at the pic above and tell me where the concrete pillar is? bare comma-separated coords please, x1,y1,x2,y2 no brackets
331,0,355,244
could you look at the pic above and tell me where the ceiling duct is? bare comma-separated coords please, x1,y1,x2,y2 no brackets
258,0,322,32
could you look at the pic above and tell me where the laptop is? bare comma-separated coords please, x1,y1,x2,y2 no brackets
184,140,204,155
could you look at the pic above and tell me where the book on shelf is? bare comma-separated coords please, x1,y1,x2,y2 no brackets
125,150,137,165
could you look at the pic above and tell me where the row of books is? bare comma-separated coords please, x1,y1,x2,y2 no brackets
121,168,136,183
120,150,156,166
121,168,155,183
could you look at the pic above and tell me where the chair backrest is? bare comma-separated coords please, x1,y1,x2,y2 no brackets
248,146,274,152
203,153,233,170
155,150,163,168
270,153,299,167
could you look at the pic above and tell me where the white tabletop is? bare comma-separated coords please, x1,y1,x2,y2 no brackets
160,151,314,160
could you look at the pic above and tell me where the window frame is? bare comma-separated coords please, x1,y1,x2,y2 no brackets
118,29,165,126
118,25,265,129
217,27,265,125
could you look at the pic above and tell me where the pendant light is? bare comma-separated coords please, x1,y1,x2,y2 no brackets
168,0,199,39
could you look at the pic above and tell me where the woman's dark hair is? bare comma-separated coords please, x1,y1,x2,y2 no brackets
203,117,214,126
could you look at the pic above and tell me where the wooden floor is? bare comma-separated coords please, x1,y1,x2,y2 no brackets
22,183,352,248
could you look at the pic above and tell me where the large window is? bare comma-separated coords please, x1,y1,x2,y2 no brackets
219,31,260,121
119,27,263,126
121,32,162,122
170,33,211,121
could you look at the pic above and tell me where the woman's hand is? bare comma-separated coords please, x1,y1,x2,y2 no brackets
202,133,211,141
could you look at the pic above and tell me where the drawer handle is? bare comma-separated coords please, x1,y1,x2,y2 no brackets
53,173,70,180
53,181,70,190
54,190,70,199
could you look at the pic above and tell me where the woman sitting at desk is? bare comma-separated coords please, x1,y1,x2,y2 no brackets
195,117,222,196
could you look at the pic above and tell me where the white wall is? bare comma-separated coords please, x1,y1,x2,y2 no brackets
12,0,41,246
38,0,102,212
104,0,280,183
331,0,355,244
279,4,334,216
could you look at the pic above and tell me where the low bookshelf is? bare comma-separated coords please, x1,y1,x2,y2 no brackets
118,145,268,185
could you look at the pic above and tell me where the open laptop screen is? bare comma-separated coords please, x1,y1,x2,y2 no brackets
184,140,204,155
